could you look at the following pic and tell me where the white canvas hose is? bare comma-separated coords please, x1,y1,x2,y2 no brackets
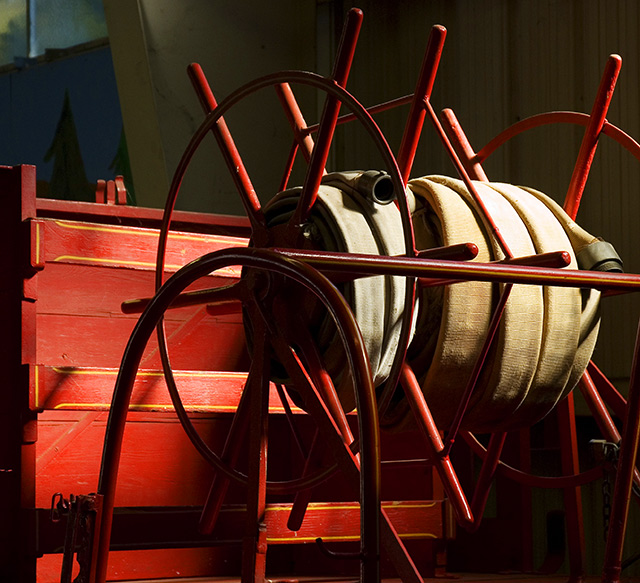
408,176,604,432
265,172,613,433
265,172,408,411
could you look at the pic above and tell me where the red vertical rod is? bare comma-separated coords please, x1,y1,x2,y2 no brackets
468,432,507,532
440,108,489,181
429,107,514,450
580,371,623,445
396,24,447,185
400,363,474,529
290,7,363,228
602,320,640,583
198,386,252,534
564,55,622,220
241,319,270,583
425,99,513,259
557,393,587,582
275,82,317,164
442,282,511,454
187,63,266,233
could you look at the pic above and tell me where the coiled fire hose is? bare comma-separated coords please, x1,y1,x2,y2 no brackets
409,175,616,432
265,172,621,433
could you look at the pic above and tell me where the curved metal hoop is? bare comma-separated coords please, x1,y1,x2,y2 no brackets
94,247,381,583
154,70,420,474
477,111,640,164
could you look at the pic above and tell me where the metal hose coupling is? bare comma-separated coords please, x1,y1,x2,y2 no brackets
322,170,396,205
577,239,624,272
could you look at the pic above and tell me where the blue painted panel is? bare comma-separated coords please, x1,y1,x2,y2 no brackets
1,44,123,194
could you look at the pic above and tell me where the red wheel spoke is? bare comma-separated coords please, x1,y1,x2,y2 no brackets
275,83,316,164
564,54,621,219
198,367,253,534
187,63,266,235
122,281,245,314
397,24,447,185
289,8,363,230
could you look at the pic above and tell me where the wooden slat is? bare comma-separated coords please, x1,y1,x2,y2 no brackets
29,365,304,415
34,217,248,274
263,500,446,544
35,500,447,553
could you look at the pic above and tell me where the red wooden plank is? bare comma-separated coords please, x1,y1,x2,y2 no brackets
36,197,251,238
34,218,247,275
262,500,447,544
36,312,247,370
31,262,248,370
30,365,304,414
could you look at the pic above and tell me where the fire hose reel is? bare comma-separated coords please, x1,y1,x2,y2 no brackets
265,170,618,433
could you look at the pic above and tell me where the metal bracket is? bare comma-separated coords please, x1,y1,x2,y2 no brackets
54,493,103,583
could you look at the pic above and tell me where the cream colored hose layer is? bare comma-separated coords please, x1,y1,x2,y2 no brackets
265,174,408,412
408,176,601,433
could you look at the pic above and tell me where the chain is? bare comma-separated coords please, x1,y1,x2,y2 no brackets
590,439,620,542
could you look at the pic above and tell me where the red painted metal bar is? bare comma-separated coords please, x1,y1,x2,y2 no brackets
304,94,415,136
557,59,620,579
290,8,363,228
286,430,322,532
396,24,447,185
426,101,516,476
284,324,357,532
580,371,623,446
579,372,640,490
462,431,603,489
564,55,622,220
468,432,507,533
424,98,513,259
476,112,640,167
275,82,317,164
121,281,244,314
587,362,629,425
557,394,587,582
602,319,640,583
241,315,270,583
198,377,252,535
187,63,266,234
274,384,308,460
442,285,511,456
400,363,474,529
419,250,570,291
278,140,299,192
440,108,489,181
274,247,640,292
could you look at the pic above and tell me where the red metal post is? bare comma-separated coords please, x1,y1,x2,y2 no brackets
241,314,270,583
557,394,587,583
274,82,317,164
602,319,640,583
290,8,363,228
400,363,474,529
187,63,266,235
564,55,622,220
440,108,489,181
397,24,447,185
